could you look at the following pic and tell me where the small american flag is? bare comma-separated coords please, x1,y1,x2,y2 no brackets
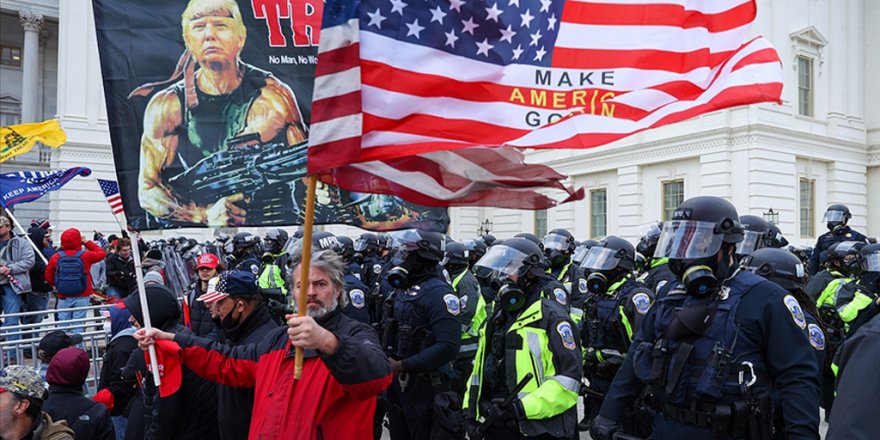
97,178,125,215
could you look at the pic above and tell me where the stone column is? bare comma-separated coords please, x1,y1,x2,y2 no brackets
19,11,43,123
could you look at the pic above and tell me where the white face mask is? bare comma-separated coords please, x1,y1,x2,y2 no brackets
103,321,112,336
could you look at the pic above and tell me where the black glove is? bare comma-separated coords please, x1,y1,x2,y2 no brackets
590,414,621,440
465,418,481,440
486,399,523,431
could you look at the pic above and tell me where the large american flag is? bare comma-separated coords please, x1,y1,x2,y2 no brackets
309,0,783,208
97,178,125,217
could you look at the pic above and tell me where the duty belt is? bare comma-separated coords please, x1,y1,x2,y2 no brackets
659,401,751,438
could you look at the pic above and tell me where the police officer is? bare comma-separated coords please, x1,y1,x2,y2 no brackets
382,229,461,440
735,215,771,257
740,248,826,438
258,228,290,303
464,238,494,303
355,232,384,289
804,241,854,301
442,241,486,395
591,196,820,440
464,238,582,439
569,239,598,324
765,222,789,249
543,229,577,295
229,232,262,276
578,236,654,433
635,222,678,299
842,243,880,335
809,204,868,275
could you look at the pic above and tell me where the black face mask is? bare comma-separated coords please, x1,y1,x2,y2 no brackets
670,253,733,297
388,251,433,289
220,301,244,331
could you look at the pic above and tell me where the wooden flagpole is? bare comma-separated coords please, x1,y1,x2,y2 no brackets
294,175,318,379
128,229,162,386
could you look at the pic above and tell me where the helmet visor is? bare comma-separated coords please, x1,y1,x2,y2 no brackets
823,210,846,222
579,247,622,270
654,221,725,259
863,251,880,272
474,245,531,277
735,230,764,256
542,233,570,252
637,222,662,240
388,229,443,252
572,245,590,263
353,239,369,252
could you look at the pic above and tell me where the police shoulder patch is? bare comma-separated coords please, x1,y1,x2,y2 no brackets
556,322,577,350
631,293,652,315
443,293,461,316
349,289,366,308
373,264,383,274
808,323,825,351
784,295,807,329
656,280,668,292
460,294,468,311
553,288,567,305
578,278,588,294
250,264,260,275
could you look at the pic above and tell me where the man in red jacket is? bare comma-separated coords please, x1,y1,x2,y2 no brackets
136,249,393,439
44,228,106,334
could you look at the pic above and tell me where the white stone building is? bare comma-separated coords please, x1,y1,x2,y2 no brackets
0,0,876,245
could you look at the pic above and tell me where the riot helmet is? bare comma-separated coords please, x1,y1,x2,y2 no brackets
232,232,260,258
336,236,355,261
378,233,393,252
827,241,866,276
579,236,635,294
543,229,575,269
442,241,469,273
736,215,770,257
572,239,599,265
514,232,543,248
859,243,880,293
462,239,488,267
386,229,445,289
354,233,379,255
474,238,545,313
823,204,852,233
480,234,497,247
765,222,789,248
653,196,743,297
263,228,289,254
741,248,805,291
312,231,341,253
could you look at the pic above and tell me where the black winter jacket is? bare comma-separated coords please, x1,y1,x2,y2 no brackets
98,332,139,417
43,384,114,440
186,282,219,338
106,252,136,295
216,304,279,440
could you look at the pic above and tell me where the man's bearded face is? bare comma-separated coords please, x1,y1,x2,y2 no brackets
184,11,244,69
293,267,341,319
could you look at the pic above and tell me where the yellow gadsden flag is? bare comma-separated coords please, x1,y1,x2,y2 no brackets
0,119,67,163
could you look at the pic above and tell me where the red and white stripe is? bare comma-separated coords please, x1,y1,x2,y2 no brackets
106,194,124,215
309,0,782,208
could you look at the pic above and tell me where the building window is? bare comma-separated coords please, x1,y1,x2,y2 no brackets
797,56,813,117
534,209,547,238
799,178,815,237
662,180,685,220
1,46,22,67
0,112,20,127
590,189,607,238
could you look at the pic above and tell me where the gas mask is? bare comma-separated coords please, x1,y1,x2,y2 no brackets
545,250,567,269
387,250,431,289
498,283,526,313
669,252,735,297
585,268,625,294
829,222,846,235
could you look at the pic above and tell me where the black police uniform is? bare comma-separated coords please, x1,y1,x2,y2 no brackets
638,258,679,299
535,273,570,311
581,274,654,426
809,226,868,275
361,253,385,292
342,264,371,324
384,271,462,440
449,265,483,394
232,253,262,277
598,271,820,439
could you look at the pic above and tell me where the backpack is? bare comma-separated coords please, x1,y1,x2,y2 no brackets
55,249,87,296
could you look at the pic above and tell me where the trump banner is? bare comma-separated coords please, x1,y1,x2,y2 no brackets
0,167,92,209
91,0,448,232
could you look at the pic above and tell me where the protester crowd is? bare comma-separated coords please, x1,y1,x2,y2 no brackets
1,199,879,440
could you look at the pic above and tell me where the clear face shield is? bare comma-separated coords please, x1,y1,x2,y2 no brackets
572,245,590,263
823,210,846,223
579,247,623,270
653,220,725,260
474,245,531,283
735,230,764,256
862,251,880,272
637,222,662,241
542,233,570,252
